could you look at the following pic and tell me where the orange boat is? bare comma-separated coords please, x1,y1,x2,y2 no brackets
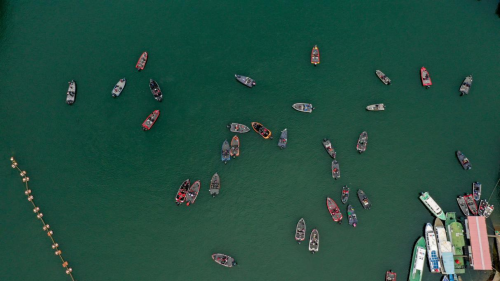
251,122,272,139
311,45,320,65
420,67,432,88
136,52,148,71
142,110,160,131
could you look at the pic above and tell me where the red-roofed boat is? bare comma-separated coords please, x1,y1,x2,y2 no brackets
311,45,320,65
326,197,343,224
136,52,148,71
420,67,432,88
142,110,160,131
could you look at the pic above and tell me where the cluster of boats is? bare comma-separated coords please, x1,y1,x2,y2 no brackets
456,182,494,218
174,173,221,206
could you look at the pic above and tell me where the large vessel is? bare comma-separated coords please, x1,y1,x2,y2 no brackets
149,79,163,102
292,103,314,113
311,45,320,65
376,70,391,85
434,218,455,275
227,123,250,133
366,104,385,111
356,131,368,153
209,173,220,197
420,67,432,88
464,194,478,215
408,237,426,281
221,140,231,164
142,110,160,131
425,223,441,273
66,80,76,105
326,197,343,224
251,122,272,139
445,213,465,274
341,186,349,204
112,78,126,97
472,182,481,201
419,192,446,220
186,180,201,206
357,189,371,209
308,229,319,253
230,136,240,158
459,75,473,96
295,218,306,243
331,160,340,180
322,138,336,159
456,151,471,170
136,52,148,71
385,270,397,281
212,253,237,268
278,129,288,149
235,74,256,88
347,205,358,227
175,179,190,206
456,196,470,216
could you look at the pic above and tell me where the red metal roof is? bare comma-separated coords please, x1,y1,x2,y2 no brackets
468,216,492,270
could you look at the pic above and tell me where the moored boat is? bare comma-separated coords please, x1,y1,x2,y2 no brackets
186,180,201,206
483,203,495,218
322,138,336,159
376,70,391,85
235,74,256,88
311,45,320,65
341,186,349,204
209,173,220,197
295,218,306,243
66,80,76,105
308,229,319,253
278,129,288,149
326,197,343,224
456,196,470,216
456,151,471,170
472,182,481,201
212,253,237,268
347,205,358,227
230,135,240,158
149,79,163,102
112,78,126,97
292,103,314,113
385,270,397,281
459,75,473,96
408,237,426,281
251,122,272,139
357,189,371,209
331,160,340,180
425,223,441,273
356,131,368,153
435,218,455,275
221,140,231,164
175,179,190,206
445,212,465,274
142,110,160,131
421,67,432,88
136,52,148,71
464,194,478,215
478,200,488,216
366,104,385,111
419,192,446,220
227,123,250,133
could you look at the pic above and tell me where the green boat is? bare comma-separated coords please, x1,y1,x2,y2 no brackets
445,213,466,274
409,237,426,281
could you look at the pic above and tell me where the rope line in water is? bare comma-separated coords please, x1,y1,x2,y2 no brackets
10,157,76,281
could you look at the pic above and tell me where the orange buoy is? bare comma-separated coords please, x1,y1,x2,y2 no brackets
36,213,43,219
62,261,68,268
27,195,33,201
52,243,59,249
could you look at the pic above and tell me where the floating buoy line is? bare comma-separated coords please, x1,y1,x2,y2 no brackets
10,157,76,281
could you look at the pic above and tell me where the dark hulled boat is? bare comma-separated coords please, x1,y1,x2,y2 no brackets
385,270,397,281
341,186,349,204
456,151,471,170
209,173,220,197
357,189,371,209
464,194,478,215
175,179,190,206
149,79,163,102
456,196,470,216
235,74,256,88
221,140,231,164
472,182,481,201
186,180,201,206
278,129,288,149
331,160,340,179
347,205,358,227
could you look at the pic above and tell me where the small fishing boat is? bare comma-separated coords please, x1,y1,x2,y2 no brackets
149,79,163,102
175,179,190,206
366,104,385,111
409,237,426,281
356,131,368,153
235,74,256,88
464,194,478,215
472,182,481,201
209,173,220,197
347,205,358,227
111,78,126,97
376,70,391,85
227,123,250,133
136,52,148,71
478,200,488,216
311,45,320,65
251,122,272,139
308,229,319,253
459,75,473,96
456,151,471,170
357,190,371,209
221,140,231,164
66,80,76,105
212,253,237,268
419,192,446,220
456,196,470,216
483,203,494,218
292,103,314,113
425,222,441,273
230,136,240,158
421,67,432,88
331,160,340,180
326,197,343,224
295,218,306,243
186,180,201,206
142,110,160,131
322,138,336,159
341,186,349,204
278,129,288,149
385,270,397,281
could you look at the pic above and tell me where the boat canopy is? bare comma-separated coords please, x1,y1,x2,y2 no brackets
441,252,456,274
467,216,492,270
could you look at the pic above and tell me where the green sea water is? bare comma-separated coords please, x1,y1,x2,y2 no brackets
1,0,500,280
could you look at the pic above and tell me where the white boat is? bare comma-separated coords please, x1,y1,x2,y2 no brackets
366,104,385,111
308,229,319,253
112,78,126,97
434,219,455,275
425,223,441,273
66,80,76,105
292,103,314,113
419,192,446,220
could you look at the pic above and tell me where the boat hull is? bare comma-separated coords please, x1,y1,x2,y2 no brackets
228,123,250,133
311,45,320,65
357,189,371,209
420,67,432,88
186,181,201,206
221,140,231,163
142,110,160,131
230,136,240,158
459,75,472,96
212,253,236,267
66,80,76,105
326,197,343,223
209,173,220,197
356,131,368,153
308,229,319,252
136,52,148,71
278,129,287,149
295,218,306,242
251,122,272,139
376,70,391,85
175,179,190,205
112,78,126,97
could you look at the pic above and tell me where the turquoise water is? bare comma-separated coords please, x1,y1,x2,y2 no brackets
1,0,500,280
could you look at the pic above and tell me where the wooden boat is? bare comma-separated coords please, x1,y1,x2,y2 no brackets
326,197,343,224
356,131,368,153
212,253,237,267
175,179,190,206
209,173,220,197
464,194,478,215
357,189,371,209
456,196,470,216
308,229,319,253
322,138,336,159
66,80,76,105
456,151,471,170
459,75,473,96
136,52,148,71
472,181,481,201
341,186,349,204
292,103,314,113
278,129,287,149
149,79,163,102
385,270,397,281
230,136,240,158
111,78,126,97
251,122,272,139
235,74,255,88
376,70,391,85
366,104,385,111
227,123,250,133
221,140,231,164
347,205,358,227
421,67,432,88
295,218,306,243
311,45,320,65
186,180,201,206
331,160,340,180
142,110,160,131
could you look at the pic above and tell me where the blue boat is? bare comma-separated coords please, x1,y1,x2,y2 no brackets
221,140,230,164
